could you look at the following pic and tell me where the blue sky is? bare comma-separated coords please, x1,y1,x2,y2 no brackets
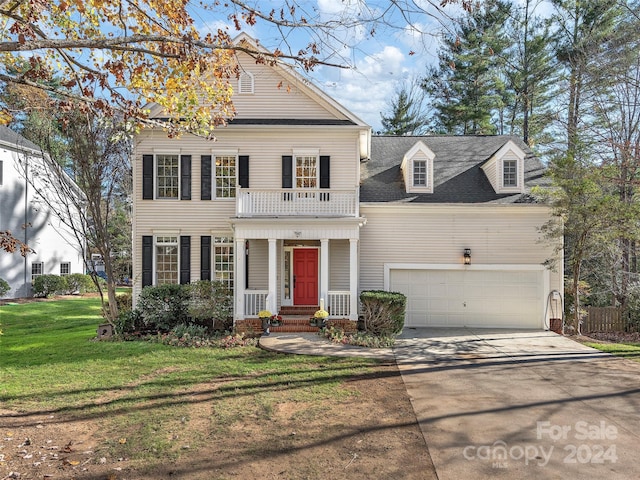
193,0,554,131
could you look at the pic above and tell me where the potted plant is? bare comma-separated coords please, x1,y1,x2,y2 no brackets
270,314,282,326
258,310,272,332
312,308,329,327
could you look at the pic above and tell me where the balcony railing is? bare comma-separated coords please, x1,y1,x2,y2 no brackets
236,188,358,217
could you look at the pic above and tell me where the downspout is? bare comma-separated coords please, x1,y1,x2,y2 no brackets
23,154,28,295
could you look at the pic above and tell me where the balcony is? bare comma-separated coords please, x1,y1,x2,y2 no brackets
236,188,359,217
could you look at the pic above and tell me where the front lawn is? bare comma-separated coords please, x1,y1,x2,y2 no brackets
583,341,640,360
0,296,433,479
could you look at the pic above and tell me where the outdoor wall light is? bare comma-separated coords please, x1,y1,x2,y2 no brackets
463,248,471,265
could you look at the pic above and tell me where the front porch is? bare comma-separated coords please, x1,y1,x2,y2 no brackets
231,217,365,326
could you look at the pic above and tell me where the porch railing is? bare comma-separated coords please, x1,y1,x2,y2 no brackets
244,290,268,317
328,290,351,318
236,188,358,217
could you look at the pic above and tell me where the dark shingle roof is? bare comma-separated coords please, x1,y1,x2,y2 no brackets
361,135,547,204
0,125,42,152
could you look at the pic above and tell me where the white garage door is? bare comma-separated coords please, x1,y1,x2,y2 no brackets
390,268,544,328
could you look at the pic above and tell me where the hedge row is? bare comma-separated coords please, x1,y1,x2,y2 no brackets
115,280,233,335
33,273,105,297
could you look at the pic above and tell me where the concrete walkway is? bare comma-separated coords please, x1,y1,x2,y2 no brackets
259,328,640,479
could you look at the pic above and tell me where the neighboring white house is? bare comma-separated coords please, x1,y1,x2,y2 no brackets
131,34,563,330
0,126,84,298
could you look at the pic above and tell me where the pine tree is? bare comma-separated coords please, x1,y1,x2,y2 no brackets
422,0,512,135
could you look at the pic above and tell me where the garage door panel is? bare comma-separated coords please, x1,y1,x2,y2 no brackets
390,268,544,329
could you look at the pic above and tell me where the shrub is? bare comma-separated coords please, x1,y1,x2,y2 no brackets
0,277,10,297
322,327,396,348
65,273,94,294
187,280,233,331
359,290,406,336
116,292,133,314
33,274,66,297
135,283,190,332
114,308,143,335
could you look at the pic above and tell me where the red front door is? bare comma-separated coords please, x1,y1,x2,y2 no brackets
293,248,318,305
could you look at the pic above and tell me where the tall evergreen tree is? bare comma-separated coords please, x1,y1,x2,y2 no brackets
380,79,429,135
422,0,512,135
503,0,557,149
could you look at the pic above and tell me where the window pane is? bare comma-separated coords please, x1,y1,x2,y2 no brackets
214,237,234,289
156,154,179,199
60,262,70,275
31,262,43,281
215,156,236,198
413,160,427,187
156,236,178,284
296,155,317,189
503,160,517,187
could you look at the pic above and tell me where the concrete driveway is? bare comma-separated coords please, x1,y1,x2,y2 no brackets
394,328,640,480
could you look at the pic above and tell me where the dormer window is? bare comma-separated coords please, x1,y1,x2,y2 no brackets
481,140,526,194
401,141,435,194
238,72,254,94
413,160,427,187
502,159,517,188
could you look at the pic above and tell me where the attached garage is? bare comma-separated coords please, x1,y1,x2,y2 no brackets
387,265,547,329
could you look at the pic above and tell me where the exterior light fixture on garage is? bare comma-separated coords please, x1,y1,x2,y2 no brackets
463,248,471,265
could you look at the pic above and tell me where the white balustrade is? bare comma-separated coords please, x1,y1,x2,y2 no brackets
244,290,268,317
237,188,358,217
328,291,351,318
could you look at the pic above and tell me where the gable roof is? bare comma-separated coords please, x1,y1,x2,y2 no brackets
0,125,42,154
361,135,547,204
146,34,369,129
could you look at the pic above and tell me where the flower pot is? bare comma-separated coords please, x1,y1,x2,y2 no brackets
260,317,270,330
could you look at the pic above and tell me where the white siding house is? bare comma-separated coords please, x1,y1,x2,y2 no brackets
0,127,84,299
131,34,563,331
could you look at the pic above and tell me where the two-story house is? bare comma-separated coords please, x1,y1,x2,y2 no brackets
0,126,84,299
132,34,563,331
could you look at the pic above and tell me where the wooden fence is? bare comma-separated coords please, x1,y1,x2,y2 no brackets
584,307,625,332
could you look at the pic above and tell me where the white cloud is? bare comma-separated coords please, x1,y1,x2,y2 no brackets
312,45,412,130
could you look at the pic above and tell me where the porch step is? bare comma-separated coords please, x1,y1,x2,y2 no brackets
279,306,320,316
235,317,320,335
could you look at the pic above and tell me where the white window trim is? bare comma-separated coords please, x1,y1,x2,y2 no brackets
213,236,235,289
501,159,518,189
60,262,71,276
153,235,180,285
212,153,238,199
292,150,320,190
401,141,435,194
482,140,526,194
238,71,254,94
31,261,44,282
154,153,180,200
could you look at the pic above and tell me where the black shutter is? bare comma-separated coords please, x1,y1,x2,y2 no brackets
142,155,153,199
282,155,293,188
239,155,250,188
200,236,211,280
320,156,330,188
201,155,212,200
142,236,153,286
180,236,191,284
180,155,191,200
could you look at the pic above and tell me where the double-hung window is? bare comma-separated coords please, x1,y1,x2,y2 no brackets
413,160,427,187
215,155,237,198
295,155,318,189
155,236,178,284
503,159,517,188
214,237,234,289
156,154,179,199
60,262,71,276
31,262,44,282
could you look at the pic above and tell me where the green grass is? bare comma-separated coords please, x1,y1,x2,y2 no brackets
584,341,640,360
0,296,378,462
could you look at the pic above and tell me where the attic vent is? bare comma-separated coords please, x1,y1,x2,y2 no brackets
239,72,254,94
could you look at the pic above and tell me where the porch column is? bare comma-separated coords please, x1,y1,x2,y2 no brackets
268,238,277,314
320,238,329,311
349,238,358,321
235,238,245,320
